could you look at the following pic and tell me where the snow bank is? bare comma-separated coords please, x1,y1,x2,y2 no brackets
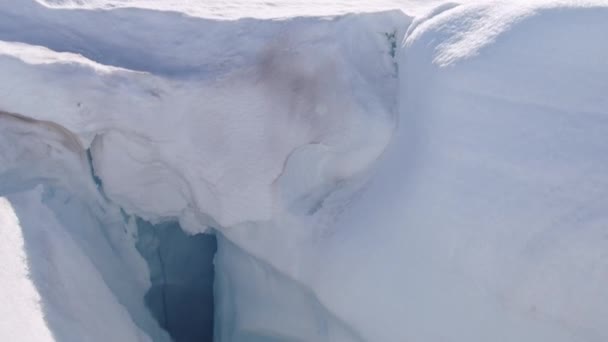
0,1,406,231
392,3,608,339
0,196,54,342
218,1,608,341
294,2,608,341
214,234,364,342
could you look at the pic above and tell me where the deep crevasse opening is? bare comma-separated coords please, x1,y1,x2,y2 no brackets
135,219,217,342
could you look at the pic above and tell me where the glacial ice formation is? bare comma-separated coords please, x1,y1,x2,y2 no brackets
1,0,608,341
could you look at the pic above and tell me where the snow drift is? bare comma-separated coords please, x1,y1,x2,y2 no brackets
1,0,608,341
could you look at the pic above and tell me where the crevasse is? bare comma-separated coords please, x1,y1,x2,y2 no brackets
1,1,608,342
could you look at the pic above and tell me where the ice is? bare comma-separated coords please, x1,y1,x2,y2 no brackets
1,0,608,341
0,4,406,339
35,0,445,19
216,2,608,341
0,2,406,229
1,188,165,342
0,196,54,342
214,234,364,342
0,109,168,340
136,219,216,342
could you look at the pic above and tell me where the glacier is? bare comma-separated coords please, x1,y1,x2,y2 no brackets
1,0,608,341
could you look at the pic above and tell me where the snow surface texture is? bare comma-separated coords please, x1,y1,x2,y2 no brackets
36,0,444,19
0,196,54,342
1,0,608,341
0,188,161,342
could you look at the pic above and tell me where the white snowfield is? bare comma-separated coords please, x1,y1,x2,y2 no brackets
1,0,608,341
37,0,445,19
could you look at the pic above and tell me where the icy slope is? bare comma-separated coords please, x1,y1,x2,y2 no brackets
1,188,160,342
0,196,54,342
392,3,608,339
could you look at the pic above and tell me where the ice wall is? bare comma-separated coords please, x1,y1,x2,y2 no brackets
214,233,364,342
0,2,408,340
136,219,216,342
0,1,406,230
392,3,608,339
0,110,169,341
0,195,55,341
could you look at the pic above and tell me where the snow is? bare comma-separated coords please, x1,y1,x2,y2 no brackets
136,219,216,341
218,1,608,341
0,1,406,230
322,2,608,340
36,0,445,19
0,196,54,342
1,0,608,341
214,234,364,342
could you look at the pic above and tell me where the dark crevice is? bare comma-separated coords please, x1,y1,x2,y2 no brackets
85,148,103,189
135,218,217,342
156,246,170,330
86,145,217,341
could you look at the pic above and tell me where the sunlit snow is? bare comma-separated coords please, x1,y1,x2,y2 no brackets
1,1,608,341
